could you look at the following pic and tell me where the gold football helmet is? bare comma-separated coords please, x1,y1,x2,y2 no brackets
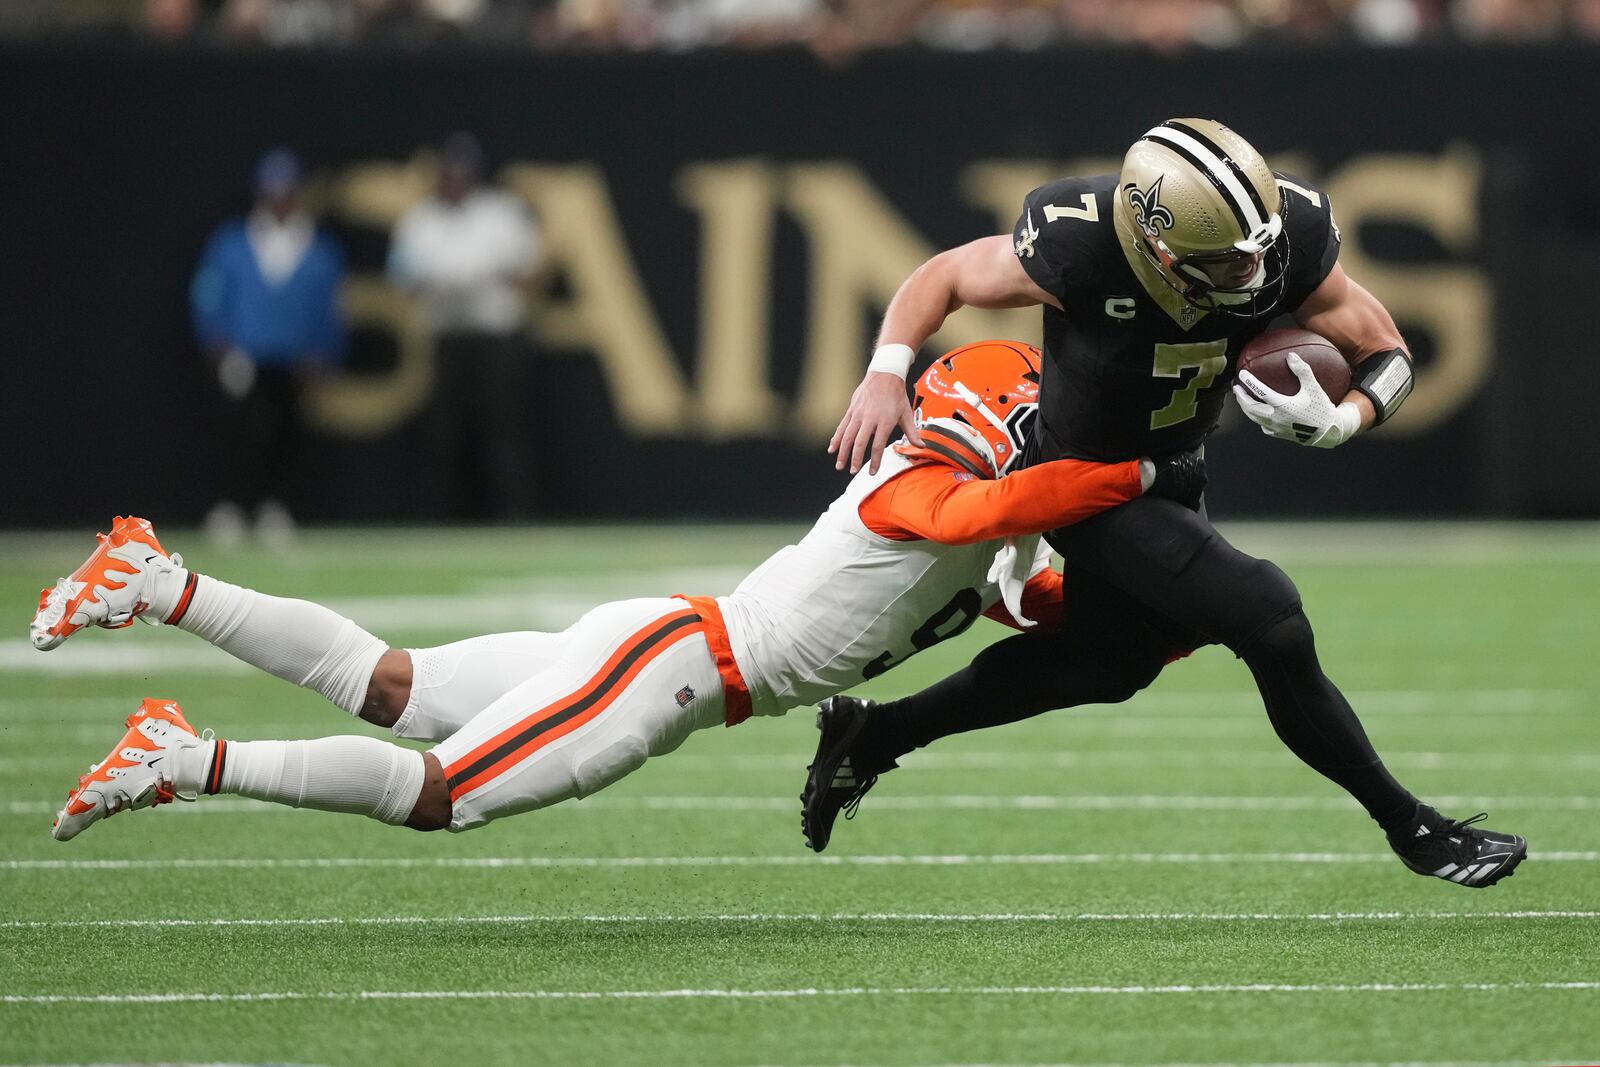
1114,119,1287,318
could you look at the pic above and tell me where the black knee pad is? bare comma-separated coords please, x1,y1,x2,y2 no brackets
1201,554,1303,656
1095,643,1167,704
972,622,1168,710
1056,618,1170,705
1026,644,1163,707
1237,602,1314,663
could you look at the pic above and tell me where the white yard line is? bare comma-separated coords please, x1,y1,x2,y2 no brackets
761,1062,1550,1067
0,588,724,676
2,667,1588,720
575,793,1600,812
9,519,1599,564
2,911,1596,931
6,851,1598,872
1098,689,1594,717
672,750,1600,772
19,750,1590,774
0,642,254,675
10,723,385,747
1214,519,1600,564
0,1062,1548,1067
6,714,1583,756
8,794,1600,818
4,981,1599,1006
7,720,1552,754
762,1062,1544,1067
12,750,1600,777
0,697,155,713
7,688,1590,716
0,1063,1542,1067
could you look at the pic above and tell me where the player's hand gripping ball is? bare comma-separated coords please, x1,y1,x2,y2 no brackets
1233,328,1359,449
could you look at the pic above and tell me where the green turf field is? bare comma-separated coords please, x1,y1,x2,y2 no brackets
1,521,1597,1067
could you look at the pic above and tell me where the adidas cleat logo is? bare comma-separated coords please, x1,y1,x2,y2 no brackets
830,757,856,790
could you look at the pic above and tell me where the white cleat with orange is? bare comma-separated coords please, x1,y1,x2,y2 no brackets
52,699,207,842
30,516,192,651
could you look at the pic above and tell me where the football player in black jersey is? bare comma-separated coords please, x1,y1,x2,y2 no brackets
804,119,1526,888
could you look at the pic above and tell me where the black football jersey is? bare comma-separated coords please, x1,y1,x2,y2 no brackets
1011,172,1340,462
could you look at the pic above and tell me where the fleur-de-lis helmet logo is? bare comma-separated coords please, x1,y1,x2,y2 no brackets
1127,175,1176,241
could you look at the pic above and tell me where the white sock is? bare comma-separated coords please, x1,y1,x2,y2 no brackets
174,576,387,717
184,736,426,825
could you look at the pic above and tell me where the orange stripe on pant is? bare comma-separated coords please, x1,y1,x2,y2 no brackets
674,595,753,726
443,609,703,803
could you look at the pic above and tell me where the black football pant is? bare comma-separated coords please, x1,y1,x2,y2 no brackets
859,495,1418,829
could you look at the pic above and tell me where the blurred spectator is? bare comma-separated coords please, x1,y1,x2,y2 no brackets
1350,0,1425,43
1576,0,1600,36
809,0,929,59
1116,0,1244,50
0,0,80,35
145,0,202,38
190,148,347,545
655,0,823,50
221,0,354,45
1233,0,1340,40
388,132,543,519
2,0,1594,49
917,0,1061,51
1453,0,1561,37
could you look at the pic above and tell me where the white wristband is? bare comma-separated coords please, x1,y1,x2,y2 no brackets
868,343,915,378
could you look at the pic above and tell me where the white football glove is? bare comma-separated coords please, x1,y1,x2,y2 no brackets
985,537,1035,629
1233,352,1361,449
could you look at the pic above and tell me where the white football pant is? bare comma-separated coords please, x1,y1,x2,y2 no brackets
417,598,726,832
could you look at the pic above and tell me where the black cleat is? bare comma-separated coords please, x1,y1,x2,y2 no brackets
1387,806,1527,888
800,696,894,853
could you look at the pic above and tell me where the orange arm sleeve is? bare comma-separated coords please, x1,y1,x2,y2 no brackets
860,458,1144,545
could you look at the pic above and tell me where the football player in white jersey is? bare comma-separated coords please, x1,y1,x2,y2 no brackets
32,341,1203,841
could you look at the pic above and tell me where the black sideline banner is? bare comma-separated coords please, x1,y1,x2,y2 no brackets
3,43,1597,524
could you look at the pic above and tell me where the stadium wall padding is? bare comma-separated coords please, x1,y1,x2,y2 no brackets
2,43,1596,524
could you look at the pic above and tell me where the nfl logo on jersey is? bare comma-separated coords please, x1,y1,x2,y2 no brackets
674,685,695,708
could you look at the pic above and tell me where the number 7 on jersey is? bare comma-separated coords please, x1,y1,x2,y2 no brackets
1042,194,1099,223
1149,340,1228,430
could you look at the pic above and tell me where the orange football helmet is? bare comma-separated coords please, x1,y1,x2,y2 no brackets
904,340,1042,478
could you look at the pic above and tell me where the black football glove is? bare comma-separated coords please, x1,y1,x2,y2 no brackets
1146,446,1207,510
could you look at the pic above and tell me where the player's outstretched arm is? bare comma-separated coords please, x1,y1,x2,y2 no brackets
863,456,1145,546
829,236,1056,475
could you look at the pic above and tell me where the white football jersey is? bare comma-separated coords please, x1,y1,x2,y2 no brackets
716,450,1047,718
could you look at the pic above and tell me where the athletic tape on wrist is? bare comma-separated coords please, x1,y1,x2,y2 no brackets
1334,402,1363,444
1352,348,1413,425
868,343,915,378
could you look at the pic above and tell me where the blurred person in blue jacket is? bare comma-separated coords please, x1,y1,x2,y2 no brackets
190,147,346,545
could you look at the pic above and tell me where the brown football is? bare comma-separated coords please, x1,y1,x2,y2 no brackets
1236,328,1351,401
